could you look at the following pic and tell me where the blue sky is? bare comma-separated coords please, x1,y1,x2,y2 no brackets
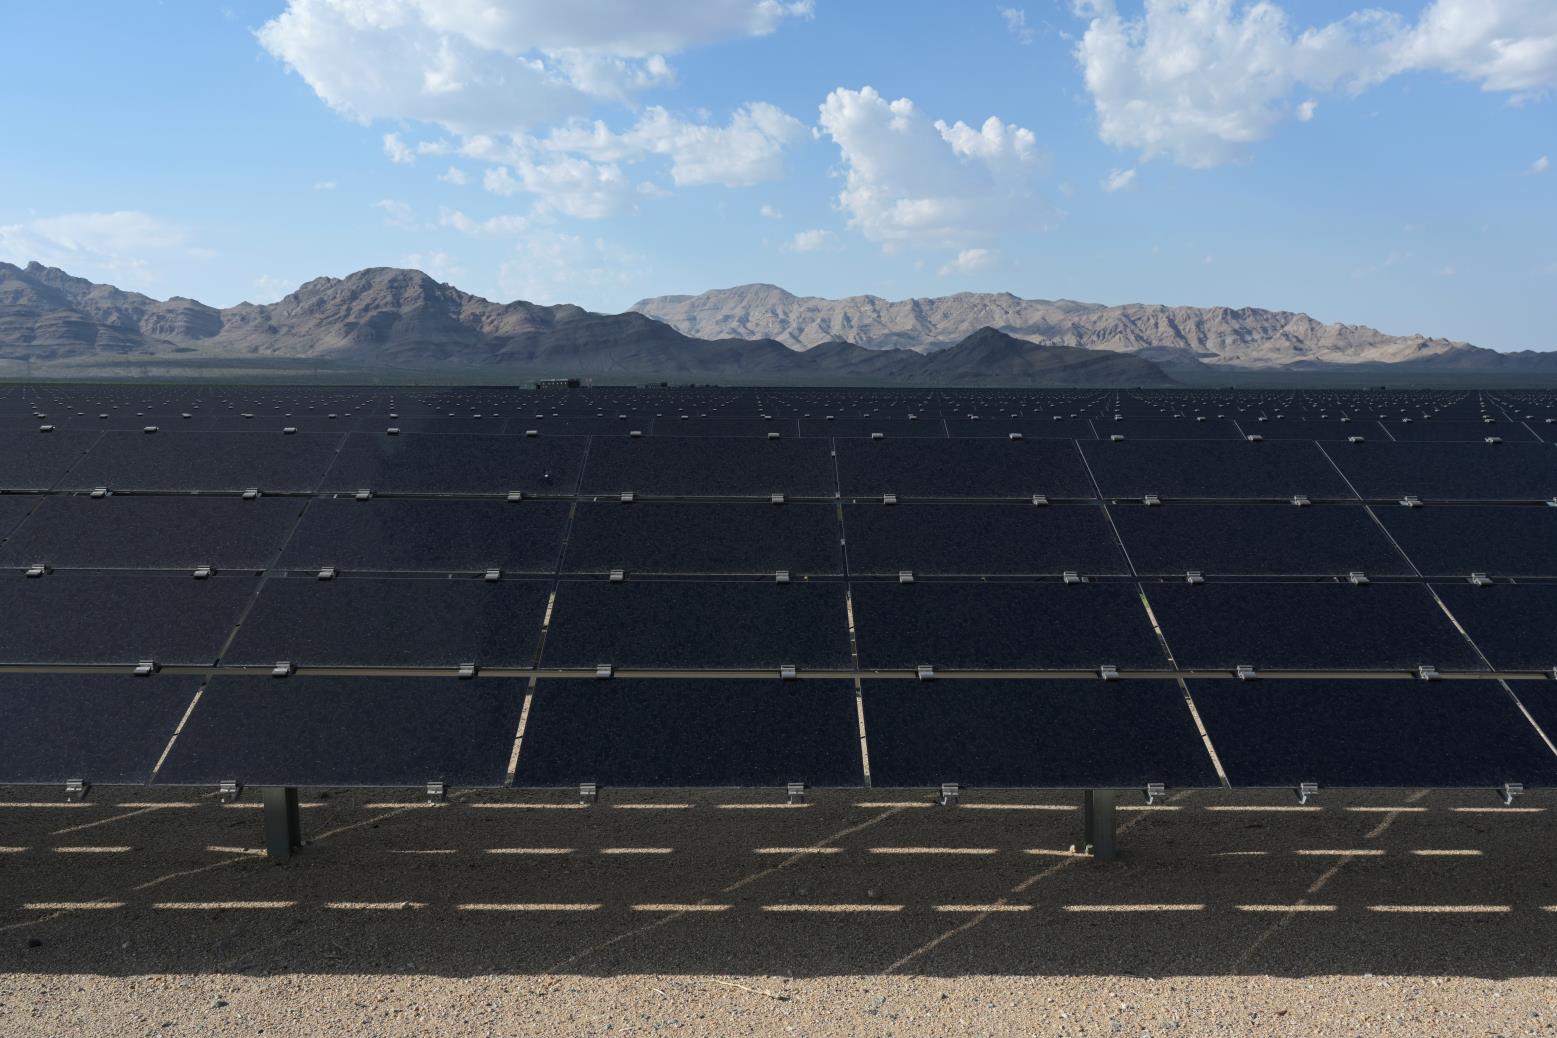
1,1,1553,350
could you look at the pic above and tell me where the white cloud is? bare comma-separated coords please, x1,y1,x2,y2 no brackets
312,179,337,190
1002,8,1036,45
1101,167,1136,192
438,208,532,235
483,156,632,219
258,0,813,135
785,228,841,252
759,204,784,219
1533,154,1551,173
1072,0,1557,168
383,132,451,164
401,250,465,282
938,248,997,275
496,230,648,307
816,86,1043,250
438,165,469,185
373,198,416,227
0,211,190,287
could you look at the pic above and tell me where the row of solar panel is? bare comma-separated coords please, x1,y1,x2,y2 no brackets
4,673,1555,790
4,432,1557,499
4,413,1546,441
4,496,1557,578
2,574,1553,671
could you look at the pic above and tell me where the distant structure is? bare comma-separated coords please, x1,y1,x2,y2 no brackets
534,378,582,389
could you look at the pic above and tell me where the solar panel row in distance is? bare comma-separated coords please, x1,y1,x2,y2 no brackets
320,433,586,495
843,503,1126,576
1081,440,1352,500
61,430,342,493
563,501,842,575
835,439,1094,498
579,437,835,497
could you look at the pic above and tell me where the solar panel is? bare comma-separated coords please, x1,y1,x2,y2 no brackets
320,433,586,495
60,430,342,493
1374,506,1557,577
651,418,802,438
835,439,1095,499
1144,582,1485,671
944,419,1096,439
222,576,551,668
1232,420,1385,441
563,501,842,575
862,679,1220,788
0,674,201,784
508,417,644,436
1081,441,1353,500
278,498,569,574
1324,442,1557,501
851,581,1166,670
1382,421,1539,443
1433,583,1557,671
513,678,863,787
1110,504,1412,576
541,580,852,669
0,495,38,541
0,430,99,490
797,419,944,438
0,571,258,665
1107,419,1243,440
579,437,835,497
156,676,524,787
843,503,1127,576
0,495,303,570
1188,679,1557,787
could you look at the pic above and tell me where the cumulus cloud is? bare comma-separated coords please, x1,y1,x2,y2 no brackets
0,210,191,287
438,208,532,235
482,156,633,219
1072,0,1557,168
1533,154,1551,173
543,102,807,186
938,247,997,275
759,204,784,219
1002,8,1036,44
816,86,1043,251
438,165,468,185
258,0,813,134
785,228,841,252
1101,167,1136,192
383,133,451,164
373,198,416,227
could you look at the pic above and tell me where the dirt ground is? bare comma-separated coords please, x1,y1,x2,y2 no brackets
2,785,1555,1037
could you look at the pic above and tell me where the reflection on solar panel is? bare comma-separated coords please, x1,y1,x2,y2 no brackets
1188,679,1557,788
862,679,1219,788
3,384,1556,861
515,679,863,787
0,674,201,784
157,676,524,787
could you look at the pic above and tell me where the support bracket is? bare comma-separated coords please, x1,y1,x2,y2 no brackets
261,787,303,861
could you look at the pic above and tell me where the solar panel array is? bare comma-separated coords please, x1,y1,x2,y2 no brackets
2,383,1556,795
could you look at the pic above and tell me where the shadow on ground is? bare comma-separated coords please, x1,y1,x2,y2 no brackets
2,787,1553,979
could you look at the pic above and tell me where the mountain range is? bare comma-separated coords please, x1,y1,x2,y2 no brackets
2,260,1553,384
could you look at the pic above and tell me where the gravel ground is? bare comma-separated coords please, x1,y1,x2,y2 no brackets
3,786,1555,1036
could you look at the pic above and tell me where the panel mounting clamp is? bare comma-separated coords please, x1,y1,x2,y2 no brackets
883,493,898,505
1347,571,1370,585
595,663,613,679
1063,570,1082,584
620,491,635,503
354,489,372,501
1295,781,1318,805
916,664,935,681
899,570,914,584
870,432,885,440
1468,572,1492,587
38,424,54,433
1247,434,1264,442
425,781,447,804
193,565,214,579
939,783,960,807
271,661,294,678
774,570,790,584
24,563,49,578
1500,782,1525,806
579,782,599,805
90,486,109,499
483,567,502,583
1144,782,1165,805
1417,664,1440,681
771,493,784,504
1484,436,1503,445
63,778,90,802
507,491,524,502
1347,435,1366,443
1110,434,1126,442
787,782,807,805
1185,570,1204,585
1099,664,1120,681
1235,664,1257,680
457,662,477,679
779,664,797,680
1399,495,1422,508
608,568,625,582
219,780,243,804
1031,494,1049,506
1143,494,1161,506
241,488,260,500
767,431,781,440
1008,432,1024,441
1291,495,1310,507
317,566,337,580
133,659,159,676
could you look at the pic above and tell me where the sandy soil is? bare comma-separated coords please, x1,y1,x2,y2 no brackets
3,786,1555,1036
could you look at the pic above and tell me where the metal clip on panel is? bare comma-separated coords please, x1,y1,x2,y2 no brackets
1295,781,1318,805
939,783,960,807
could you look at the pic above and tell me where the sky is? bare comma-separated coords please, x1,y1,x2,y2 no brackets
0,1,1554,350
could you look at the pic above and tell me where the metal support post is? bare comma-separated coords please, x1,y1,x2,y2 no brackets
1083,789,1118,861
262,787,302,861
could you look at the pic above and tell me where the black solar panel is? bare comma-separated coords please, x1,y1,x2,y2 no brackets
278,498,569,574
1234,420,1384,441
1433,583,1557,671
222,576,550,668
541,580,852,669
798,419,943,438
1382,421,1538,443
563,501,842,575
1081,441,1353,500
944,419,1096,439
156,676,523,787
1189,679,1557,787
61,430,342,493
320,433,586,495
0,674,201,784
1110,504,1411,576
836,439,1095,499
0,571,257,665
1145,582,1484,671
851,581,1166,670
0,495,38,541
1324,442,1557,501
862,679,1220,788
514,678,863,787
844,503,1127,576
0,495,303,570
579,437,835,497
0,430,99,490
1373,506,1557,577
1104,418,1243,440
652,418,802,438
506,417,642,436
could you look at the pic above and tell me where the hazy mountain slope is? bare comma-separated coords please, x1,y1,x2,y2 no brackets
0,262,1173,385
632,283,1510,369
